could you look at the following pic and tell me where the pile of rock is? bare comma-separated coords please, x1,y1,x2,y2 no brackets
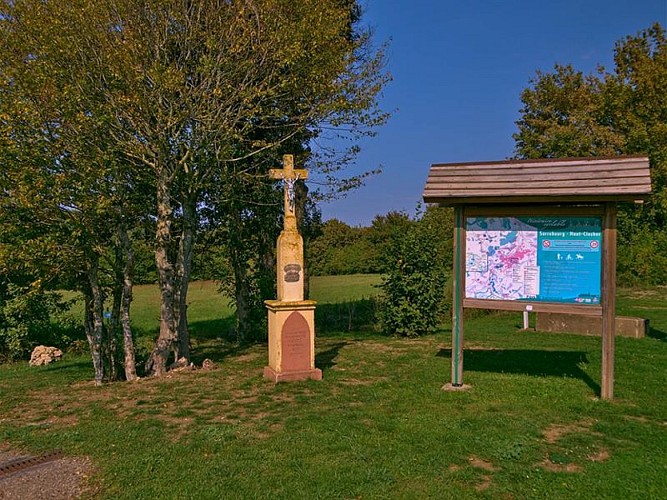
29,345,63,366
167,357,216,372
168,357,194,372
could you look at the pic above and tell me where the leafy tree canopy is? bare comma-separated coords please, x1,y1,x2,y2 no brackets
0,0,391,373
514,23,667,284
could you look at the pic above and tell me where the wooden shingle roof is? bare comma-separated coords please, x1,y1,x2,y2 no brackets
423,156,651,205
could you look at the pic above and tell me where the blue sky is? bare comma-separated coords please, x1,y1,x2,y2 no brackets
316,0,666,226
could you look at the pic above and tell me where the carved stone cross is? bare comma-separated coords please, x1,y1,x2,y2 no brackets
264,153,322,382
269,154,308,230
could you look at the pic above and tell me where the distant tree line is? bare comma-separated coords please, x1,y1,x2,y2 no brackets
126,206,444,279
306,211,413,276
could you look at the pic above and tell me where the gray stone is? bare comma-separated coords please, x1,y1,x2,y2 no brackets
535,313,648,338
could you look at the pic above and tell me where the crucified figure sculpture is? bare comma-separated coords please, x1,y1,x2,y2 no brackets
284,173,300,214
269,155,308,228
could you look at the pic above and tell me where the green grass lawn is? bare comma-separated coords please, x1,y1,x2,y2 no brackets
1,277,665,499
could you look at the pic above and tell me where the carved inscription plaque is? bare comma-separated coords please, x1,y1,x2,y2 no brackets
281,311,310,372
283,263,301,283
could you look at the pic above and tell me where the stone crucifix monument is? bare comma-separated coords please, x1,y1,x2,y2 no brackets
264,154,322,382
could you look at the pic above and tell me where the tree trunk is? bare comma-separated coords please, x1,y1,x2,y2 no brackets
228,203,262,342
119,224,138,381
109,244,123,381
85,252,105,385
147,167,177,376
259,211,277,306
175,192,196,362
232,240,250,341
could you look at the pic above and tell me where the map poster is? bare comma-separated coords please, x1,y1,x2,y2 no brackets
465,216,602,304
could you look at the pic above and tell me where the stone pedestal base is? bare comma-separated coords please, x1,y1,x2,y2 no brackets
264,299,322,383
263,366,322,382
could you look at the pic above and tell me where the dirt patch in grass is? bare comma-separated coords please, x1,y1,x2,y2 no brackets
622,415,666,427
625,415,649,424
250,422,285,440
360,342,408,354
232,395,259,405
3,365,320,450
587,448,610,462
475,474,493,492
539,419,610,472
5,395,88,431
266,393,296,404
447,456,500,492
5,363,287,442
340,376,389,386
160,415,196,442
543,419,597,444
468,455,500,472
537,457,583,473
34,414,80,428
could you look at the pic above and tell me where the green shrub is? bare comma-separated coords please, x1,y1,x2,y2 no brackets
379,214,448,337
617,225,667,286
0,283,82,360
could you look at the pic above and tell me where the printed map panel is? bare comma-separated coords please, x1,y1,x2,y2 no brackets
465,216,602,304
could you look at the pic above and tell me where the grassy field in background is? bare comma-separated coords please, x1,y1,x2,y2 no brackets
66,274,383,335
62,274,383,351
1,276,665,499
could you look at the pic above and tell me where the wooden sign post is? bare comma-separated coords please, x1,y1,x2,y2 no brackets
451,206,465,387
601,203,617,399
424,156,651,400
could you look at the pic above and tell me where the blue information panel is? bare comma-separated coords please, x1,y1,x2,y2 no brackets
465,216,602,304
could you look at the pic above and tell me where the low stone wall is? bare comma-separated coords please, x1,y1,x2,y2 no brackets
535,313,648,338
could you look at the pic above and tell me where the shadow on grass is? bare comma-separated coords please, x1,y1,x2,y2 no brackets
315,341,349,372
648,326,666,342
190,343,259,366
188,316,237,341
437,348,600,395
38,359,91,376
142,315,262,367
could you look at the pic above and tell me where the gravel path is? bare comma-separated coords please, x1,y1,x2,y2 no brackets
0,449,95,499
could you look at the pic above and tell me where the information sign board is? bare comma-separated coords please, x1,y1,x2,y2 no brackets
465,216,602,304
